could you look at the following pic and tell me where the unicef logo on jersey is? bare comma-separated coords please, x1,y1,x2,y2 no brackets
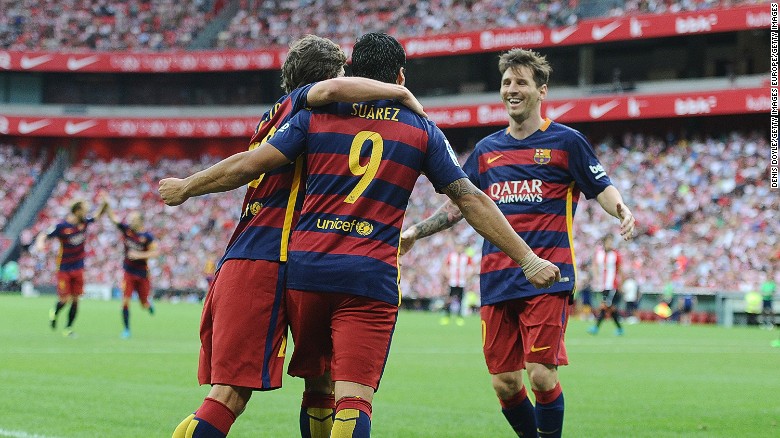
316,217,373,237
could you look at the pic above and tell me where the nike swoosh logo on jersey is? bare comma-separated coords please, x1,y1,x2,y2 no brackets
550,26,577,44
64,120,98,135
545,103,575,120
18,119,51,134
589,101,620,119
20,55,52,69
67,56,100,71
591,22,621,40
487,154,504,164
530,345,551,352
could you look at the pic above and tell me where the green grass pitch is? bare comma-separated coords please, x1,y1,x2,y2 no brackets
0,294,778,437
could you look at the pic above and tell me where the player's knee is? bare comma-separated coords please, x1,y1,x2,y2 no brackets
527,364,558,392
491,372,522,398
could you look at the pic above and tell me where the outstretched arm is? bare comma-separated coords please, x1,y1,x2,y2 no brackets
307,77,427,118
596,185,635,240
128,241,160,261
442,178,560,289
399,199,463,256
158,143,291,206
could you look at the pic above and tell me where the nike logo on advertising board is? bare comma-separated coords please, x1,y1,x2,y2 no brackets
64,120,98,135
545,103,575,120
20,55,52,69
18,119,51,134
591,22,621,40
487,154,504,164
67,56,100,71
550,26,577,44
589,101,620,119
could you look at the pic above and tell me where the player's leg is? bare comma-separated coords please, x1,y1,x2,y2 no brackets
137,276,154,315
523,292,570,438
588,291,608,334
331,381,374,438
300,372,335,438
50,272,70,329
328,294,397,438
176,260,288,437
482,301,538,437
63,271,84,336
121,275,133,338
286,289,336,438
453,287,465,326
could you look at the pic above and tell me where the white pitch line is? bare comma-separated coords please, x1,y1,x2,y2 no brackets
0,428,62,438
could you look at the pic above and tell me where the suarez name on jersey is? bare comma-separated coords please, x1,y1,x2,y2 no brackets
270,100,466,305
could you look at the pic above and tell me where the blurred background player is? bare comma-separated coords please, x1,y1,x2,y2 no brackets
401,48,636,438
441,240,473,326
622,275,641,325
588,236,625,336
672,291,696,325
162,35,430,438
575,270,594,321
35,199,107,337
105,201,159,339
760,270,776,329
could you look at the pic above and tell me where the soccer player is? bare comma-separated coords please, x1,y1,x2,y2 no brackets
163,35,429,438
442,241,473,326
587,236,624,336
400,48,636,438
160,32,559,438
104,202,159,339
35,198,107,337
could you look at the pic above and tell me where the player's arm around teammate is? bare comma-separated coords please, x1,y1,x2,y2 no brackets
159,78,427,205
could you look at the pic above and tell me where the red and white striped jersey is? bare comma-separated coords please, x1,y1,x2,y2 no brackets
594,247,621,291
447,252,473,288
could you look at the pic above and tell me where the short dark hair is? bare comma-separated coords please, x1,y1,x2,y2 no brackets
498,48,552,88
281,35,346,93
351,32,405,84
70,200,85,214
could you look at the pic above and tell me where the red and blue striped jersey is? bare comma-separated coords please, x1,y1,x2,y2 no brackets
270,100,467,305
47,218,95,272
117,223,154,278
462,119,613,305
219,83,315,268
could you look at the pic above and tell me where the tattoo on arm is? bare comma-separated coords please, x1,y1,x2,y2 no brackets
413,179,476,239
443,178,481,198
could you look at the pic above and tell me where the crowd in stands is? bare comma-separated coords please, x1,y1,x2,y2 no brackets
0,144,44,235
1,0,761,51
18,155,243,292
9,129,778,301
0,0,221,51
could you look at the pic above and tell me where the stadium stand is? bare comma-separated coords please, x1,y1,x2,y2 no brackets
0,0,761,51
0,0,223,50
0,144,45,233
7,129,776,304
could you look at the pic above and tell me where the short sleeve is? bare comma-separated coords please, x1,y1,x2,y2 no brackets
289,83,317,112
566,131,613,199
461,148,480,188
421,124,467,191
267,110,312,162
